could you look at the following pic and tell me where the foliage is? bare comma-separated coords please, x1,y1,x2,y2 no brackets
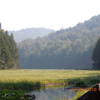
0,89,26,100
0,30,19,69
18,15,100,69
66,75,100,88
92,38,100,69
0,70,99,99
0,82,40,91
0,82,41,100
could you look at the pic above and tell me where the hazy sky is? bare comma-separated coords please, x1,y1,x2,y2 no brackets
0,0,100,30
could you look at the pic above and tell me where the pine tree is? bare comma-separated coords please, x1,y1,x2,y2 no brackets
0,30,19,69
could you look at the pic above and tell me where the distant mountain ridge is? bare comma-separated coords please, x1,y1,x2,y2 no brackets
19,15,100,69
9,28,54,42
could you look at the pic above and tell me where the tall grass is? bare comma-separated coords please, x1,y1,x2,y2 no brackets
0,69,100,83
0,69,99,88
0,70,99,100
65,75,100,88
0,82,41,91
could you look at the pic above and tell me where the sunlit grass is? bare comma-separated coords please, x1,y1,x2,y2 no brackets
0,69,100,84
72,89,87,100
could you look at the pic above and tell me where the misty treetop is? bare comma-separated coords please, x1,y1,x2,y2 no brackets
0,30,19,69
18,15,100,69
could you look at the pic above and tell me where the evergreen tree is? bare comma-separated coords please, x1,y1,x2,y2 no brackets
0,30,19,69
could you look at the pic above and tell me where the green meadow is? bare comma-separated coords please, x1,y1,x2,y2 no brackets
0,69,100,100
0,69,100,83
0,69,100,87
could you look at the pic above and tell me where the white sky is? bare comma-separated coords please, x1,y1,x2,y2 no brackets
0,0,100,31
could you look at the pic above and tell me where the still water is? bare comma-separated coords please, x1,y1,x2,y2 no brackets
30,88,76,100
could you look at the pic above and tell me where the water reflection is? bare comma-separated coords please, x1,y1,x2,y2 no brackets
30,88,76,100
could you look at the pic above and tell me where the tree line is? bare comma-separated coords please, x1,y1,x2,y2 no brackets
0,30,19,69
92,38,100,69
19,15,100,69
1,15,100,70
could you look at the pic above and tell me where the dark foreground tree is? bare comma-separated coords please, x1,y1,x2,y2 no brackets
0,30,19,69
92,38,100,69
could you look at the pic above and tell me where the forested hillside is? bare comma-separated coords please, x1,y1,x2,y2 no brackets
9,28,54,42
0,30,19,69
19,15,100,69
92,38,100,69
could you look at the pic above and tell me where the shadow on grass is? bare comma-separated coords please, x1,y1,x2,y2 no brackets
0,81,41,91
0,82,41,100
64,75,100,88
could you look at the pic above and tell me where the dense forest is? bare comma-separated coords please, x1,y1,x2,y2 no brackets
92,38,100,69
0,29,19,69
18,15,100,69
